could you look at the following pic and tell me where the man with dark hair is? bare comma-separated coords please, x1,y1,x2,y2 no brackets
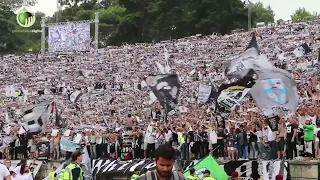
137,144,186,180
58,150,83,180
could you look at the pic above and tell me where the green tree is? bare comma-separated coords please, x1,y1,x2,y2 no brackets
0,0,38,10
276,18,284,25
249,2,274,26
0,5,24,53
291,8,317,22
3,0,273,51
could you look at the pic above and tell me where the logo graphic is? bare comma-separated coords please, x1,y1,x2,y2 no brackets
261,78,288,105
16,9,36,28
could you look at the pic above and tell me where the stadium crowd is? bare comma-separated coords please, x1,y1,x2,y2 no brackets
1,21,320,164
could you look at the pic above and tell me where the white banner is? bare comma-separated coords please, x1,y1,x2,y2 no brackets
197,84,212,103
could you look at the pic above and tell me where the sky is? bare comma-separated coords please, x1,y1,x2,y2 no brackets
27,0,320,21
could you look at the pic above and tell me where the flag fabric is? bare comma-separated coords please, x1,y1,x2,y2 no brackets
81,147,92,180
249,68,299,117
164,46,171,73
245,32,259,52
275,46,286,60
265,116,280,131
224,33,273,78
70,90,82,103
216,69,258,113
22,99,54,134
156,62,167,74
183,155,228,180
145,74,180,113
148,91,157,105
293,43,312,58
101,106,109,127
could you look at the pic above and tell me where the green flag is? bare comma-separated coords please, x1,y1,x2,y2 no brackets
183,155,228,180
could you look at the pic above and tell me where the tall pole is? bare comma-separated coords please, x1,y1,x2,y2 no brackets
94,12,99,50
56,0,59,22
40,17,46,55
163,97,168,123
248,2,252,31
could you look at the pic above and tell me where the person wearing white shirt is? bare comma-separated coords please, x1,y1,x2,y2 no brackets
164,129,172,143
146,127,156,158
0,164,10,180
14,164,33,180
95,133,102,158
256,126,266,159
209,126,218,157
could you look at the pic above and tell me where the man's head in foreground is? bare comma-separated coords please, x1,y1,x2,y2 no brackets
154,144,176,179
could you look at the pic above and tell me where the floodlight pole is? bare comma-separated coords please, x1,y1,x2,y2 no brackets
41,17,46,55
94,12,99,50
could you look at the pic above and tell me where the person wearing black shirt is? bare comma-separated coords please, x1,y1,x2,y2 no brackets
248,126,258,160
286,117,298,159
199,126,209,158
191,130,201,159
217,126,225,158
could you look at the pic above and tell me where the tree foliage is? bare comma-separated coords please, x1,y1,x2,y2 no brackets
291,8,317,22
0,0,277,53
249,2,274,25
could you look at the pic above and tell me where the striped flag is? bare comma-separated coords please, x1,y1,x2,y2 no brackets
101,106,109,127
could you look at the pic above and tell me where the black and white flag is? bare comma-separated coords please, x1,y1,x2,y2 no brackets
22,100,54,134
293,43,312,58
216,69,258,113
70,90,82,103
145,74,180,113
262,161,288,180
101,106,109,127
265,116,280,132
224,33,272,78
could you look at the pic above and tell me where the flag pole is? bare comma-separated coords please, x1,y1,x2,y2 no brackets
164,97,168,123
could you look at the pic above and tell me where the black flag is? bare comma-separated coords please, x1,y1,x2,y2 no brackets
145,74,180,113
265,116,280,132
245,32,259,52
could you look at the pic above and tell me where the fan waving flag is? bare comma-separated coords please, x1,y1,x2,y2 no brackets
216,69,258,113
183,155,228,180
249,68,299,117
293,43,312,58
145,74,180,113
224,33,273,78
265,116,280,132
